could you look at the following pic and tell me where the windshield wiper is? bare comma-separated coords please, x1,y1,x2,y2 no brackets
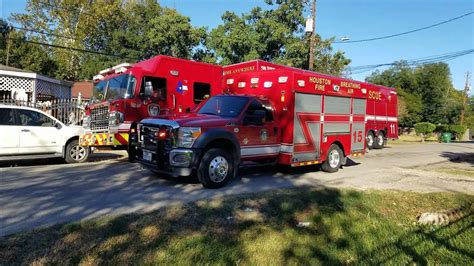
199,112,218,116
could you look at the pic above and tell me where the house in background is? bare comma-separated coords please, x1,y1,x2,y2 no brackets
0,64,72,104
71,81,93,101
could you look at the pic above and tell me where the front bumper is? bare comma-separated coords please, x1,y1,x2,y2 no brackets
137,148,200,177
80,132,129,146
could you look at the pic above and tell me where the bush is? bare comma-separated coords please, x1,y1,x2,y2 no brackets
448,125,467,140
414,122,436,141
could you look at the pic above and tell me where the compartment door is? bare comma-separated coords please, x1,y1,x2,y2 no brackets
351,98,366,152
293,93,322,162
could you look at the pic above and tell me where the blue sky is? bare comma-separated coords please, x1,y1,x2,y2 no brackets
1,0,473,93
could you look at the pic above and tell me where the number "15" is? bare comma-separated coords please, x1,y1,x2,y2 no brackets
353,130,363,143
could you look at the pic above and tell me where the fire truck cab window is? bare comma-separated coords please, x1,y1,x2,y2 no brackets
193,82,211,104
246,99,273,122
141,76,166,101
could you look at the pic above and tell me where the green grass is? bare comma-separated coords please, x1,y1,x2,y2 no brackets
1,189,473,265
433,168,474,178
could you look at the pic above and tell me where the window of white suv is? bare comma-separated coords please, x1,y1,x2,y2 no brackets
17,109,55,127
0,108,16,125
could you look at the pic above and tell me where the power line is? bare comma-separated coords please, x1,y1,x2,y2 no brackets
349,49,474,74
6,37,139,61
12,26,79,41
333,11,473,44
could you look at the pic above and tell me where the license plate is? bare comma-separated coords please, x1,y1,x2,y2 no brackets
143,151,152,161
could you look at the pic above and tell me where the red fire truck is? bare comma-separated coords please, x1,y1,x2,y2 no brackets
79,56,223,149
365,85,398,149
133,60,397,188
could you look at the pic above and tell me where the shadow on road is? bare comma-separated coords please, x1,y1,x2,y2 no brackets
440,151,474,166
0,152,124,168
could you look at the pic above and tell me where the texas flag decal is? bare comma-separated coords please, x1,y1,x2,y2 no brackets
176,81,188,94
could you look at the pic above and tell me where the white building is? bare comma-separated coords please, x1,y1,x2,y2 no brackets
0,64,72,104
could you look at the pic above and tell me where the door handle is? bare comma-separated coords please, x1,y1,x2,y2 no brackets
21,129,30,132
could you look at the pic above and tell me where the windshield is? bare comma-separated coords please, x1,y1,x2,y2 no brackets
198,96,249,117
92,74,137,102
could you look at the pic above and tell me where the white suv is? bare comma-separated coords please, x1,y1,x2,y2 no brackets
0,105,90,163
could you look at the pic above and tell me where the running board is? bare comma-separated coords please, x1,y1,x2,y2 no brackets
0,153,62,162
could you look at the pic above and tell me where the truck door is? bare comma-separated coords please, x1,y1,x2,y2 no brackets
238,99,279,159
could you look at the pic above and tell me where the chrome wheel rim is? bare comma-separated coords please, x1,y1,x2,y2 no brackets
367,134,374,147
377,135,384,146
208,156,229,183
70,144,86,161
328,149,340,169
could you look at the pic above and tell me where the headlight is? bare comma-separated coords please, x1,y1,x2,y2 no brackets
178,127,201,148
83,115,91,128
109,111,124,127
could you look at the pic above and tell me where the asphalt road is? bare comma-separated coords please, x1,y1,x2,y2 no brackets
1,142,473,236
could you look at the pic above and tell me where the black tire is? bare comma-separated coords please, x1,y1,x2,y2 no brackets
197,148,234,189
128,144,136,163
366,131,375,150
65,140,90,163
321,144,343,173
374,131,386,149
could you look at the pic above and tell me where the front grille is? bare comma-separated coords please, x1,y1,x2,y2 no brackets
140,125,175,151
90,105,109,131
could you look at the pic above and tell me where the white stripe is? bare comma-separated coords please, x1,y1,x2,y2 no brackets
366,115,376,121
365,115,398,122
280,144,294,153
241,145,280,156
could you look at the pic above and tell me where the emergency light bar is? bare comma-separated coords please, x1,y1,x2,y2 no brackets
113,63,132,74
99,67,114,75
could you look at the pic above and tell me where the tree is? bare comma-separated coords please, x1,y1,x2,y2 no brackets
366,62,423,127
415,63,454,124
366,62,460,126
0,19,57,76
206,0,350,75
11,0,205,80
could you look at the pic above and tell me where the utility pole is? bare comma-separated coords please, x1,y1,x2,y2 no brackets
460,71,471,125
308,0,316,71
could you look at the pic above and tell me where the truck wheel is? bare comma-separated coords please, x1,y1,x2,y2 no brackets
366,131,375,150
127,147,136,163
374,131,386,149
321,144,343,173
65,140,90,163
197,148,234,189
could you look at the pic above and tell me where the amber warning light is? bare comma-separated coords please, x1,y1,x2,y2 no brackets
155,129,167,140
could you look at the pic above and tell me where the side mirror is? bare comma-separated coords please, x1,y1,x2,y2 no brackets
144,81,153,98
54,121,62,129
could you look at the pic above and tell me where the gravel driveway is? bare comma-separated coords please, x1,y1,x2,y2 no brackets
1,142,472,236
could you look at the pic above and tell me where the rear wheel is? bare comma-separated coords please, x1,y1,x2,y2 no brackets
374,131,386,149
322,144,343,173
65,140,90,163
197,148,234,189
366,131,375,150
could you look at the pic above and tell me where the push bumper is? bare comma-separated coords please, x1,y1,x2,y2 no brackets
138,148,200,177
80,132,129,146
